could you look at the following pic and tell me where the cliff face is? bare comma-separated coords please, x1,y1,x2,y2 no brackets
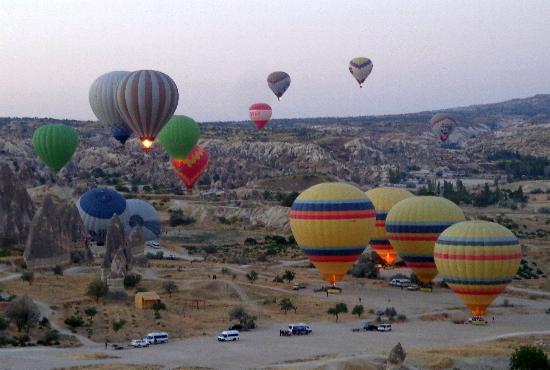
24,195,91,269
0,163,35,246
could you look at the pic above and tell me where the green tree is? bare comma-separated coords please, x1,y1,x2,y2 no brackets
6,296,40,336
0,316,8,331
86,279,108,303
84,307,97,323
282,270,295,283
20,271,34,286
327,302,348,322
279,298,297,314
52,265,63,278
229,306,257,330
509,345,550,370
123,273,142,289
162,280,178,298
246,271,258,283
352,304,364,318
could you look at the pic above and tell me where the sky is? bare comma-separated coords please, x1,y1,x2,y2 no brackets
1,0,550,122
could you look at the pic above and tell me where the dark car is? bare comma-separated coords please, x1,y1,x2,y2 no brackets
545,308,550,314
111,344,124,350
228,324,243,331
289,324,311,335
363,323,378,331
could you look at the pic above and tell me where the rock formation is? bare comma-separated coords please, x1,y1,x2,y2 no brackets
0,163,35,246
102,215,133,281
110,248,128,278
386,342,406,370
128,226,145,258
24,195,91,269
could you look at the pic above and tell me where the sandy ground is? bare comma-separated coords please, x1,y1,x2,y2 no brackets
1,282,549,370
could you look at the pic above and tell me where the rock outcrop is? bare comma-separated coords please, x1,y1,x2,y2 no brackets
110,248,128,278
128,226,145,258
24,195,91,269
386,342,406,370
102,215,132,280
0,163,35,246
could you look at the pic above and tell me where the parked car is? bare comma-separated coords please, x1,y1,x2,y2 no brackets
389,278,411,287
111,344,125,350
288,323,312,335
292,283,306,290
377,323,392,332
363,323,378,331
144,332,169,344
545,308,550,314
130,339,149,348
146,241,160,249
327,287,342,294
407,284,420,291
217,330,240,341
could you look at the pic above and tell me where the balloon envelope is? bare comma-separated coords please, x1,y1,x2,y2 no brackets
157,115,200,159
76,188,127,244
116,70,179,150
267,71,291,100
123,199,161,241
385,196,465,284
32,124,78,173
365,187,414,264
290,183,376,285
89,71,133,144
171,145,209,191
430,113,456,143
349,57,373,87
434,221,521,316
249,103,272,129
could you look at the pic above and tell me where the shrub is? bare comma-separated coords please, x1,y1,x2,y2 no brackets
327,302,348,322
20,271,34,286
509,345,550,370
229,306,256,330
352,304,364,318
52,265,63,277
244,238,257,245
6,296,40,335
152,302,166,311
86,279,108,303
42,329,60,345
169,209,195,226
272,275,284,283
123,273,142,289
64,315,84,331
282,270,295,283
279,298,297,314
84,307,97,322
162,281,178,298
221,267,230,275
112,319,126,332
246,271,258,283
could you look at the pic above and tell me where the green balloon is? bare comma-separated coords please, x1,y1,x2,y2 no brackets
32,124,78,173
157,115,200,160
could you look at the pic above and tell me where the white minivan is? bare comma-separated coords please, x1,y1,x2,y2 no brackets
377,323,392,332
145,332,169,344
217,330,240,342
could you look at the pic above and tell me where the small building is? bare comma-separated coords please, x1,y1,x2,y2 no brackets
134,292,160,309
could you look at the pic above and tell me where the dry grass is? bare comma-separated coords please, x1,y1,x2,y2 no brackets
407,335,550,370
57,365,161,370
63,352,119,360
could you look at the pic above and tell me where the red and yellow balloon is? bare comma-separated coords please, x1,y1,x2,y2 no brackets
171,145,209,191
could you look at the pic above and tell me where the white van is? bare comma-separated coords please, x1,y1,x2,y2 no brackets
217,330,240,342
144,332,169,344
389,278,411,287
377,323,392,332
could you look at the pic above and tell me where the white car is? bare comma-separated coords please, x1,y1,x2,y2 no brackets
389,278,411,287
130,339,149,348
147,241,160,249
144,332,169,344
377,323,392,332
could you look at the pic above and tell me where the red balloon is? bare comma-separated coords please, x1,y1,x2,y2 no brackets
171,145,209,191
249,103,272,129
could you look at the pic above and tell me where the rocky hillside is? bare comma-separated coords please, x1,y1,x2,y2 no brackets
1,94,549,192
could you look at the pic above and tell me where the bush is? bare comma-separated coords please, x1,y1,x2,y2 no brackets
509,345,550,370
123,273,142,289
244,238,257,245
272,275,284,283
86,279,108,303
352,304,364,318
162,280,178,297
279,298,297,314
229,306,257,330
246,271,258,283
349,257,379,279
20,271,34,285
52,265,63,277
43,329,60,345
6,296,40,335
327,302,348,322
169,209,195,226
64,315,84,331
112,319,126,332
152,302,166,311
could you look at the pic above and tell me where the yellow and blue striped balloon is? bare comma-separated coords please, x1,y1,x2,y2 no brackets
434,221,521,317
290,183,376,285
365,187,414,265
385,196,465,284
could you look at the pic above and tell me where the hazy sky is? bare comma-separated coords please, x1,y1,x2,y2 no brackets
2,0,550,122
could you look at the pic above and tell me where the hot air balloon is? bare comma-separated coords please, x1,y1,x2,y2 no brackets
365,187,414,265
171,145,209,191
32,124,78,173
157,115,200,159
89,71,133,144
123,199,161,241
430,113,456,143
116,70,179,150
349,57,373,88
289,183,376,285
385,196,465,285
76,188,127,244
249,103,272,129
267,71,291,101
434,221,521,317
